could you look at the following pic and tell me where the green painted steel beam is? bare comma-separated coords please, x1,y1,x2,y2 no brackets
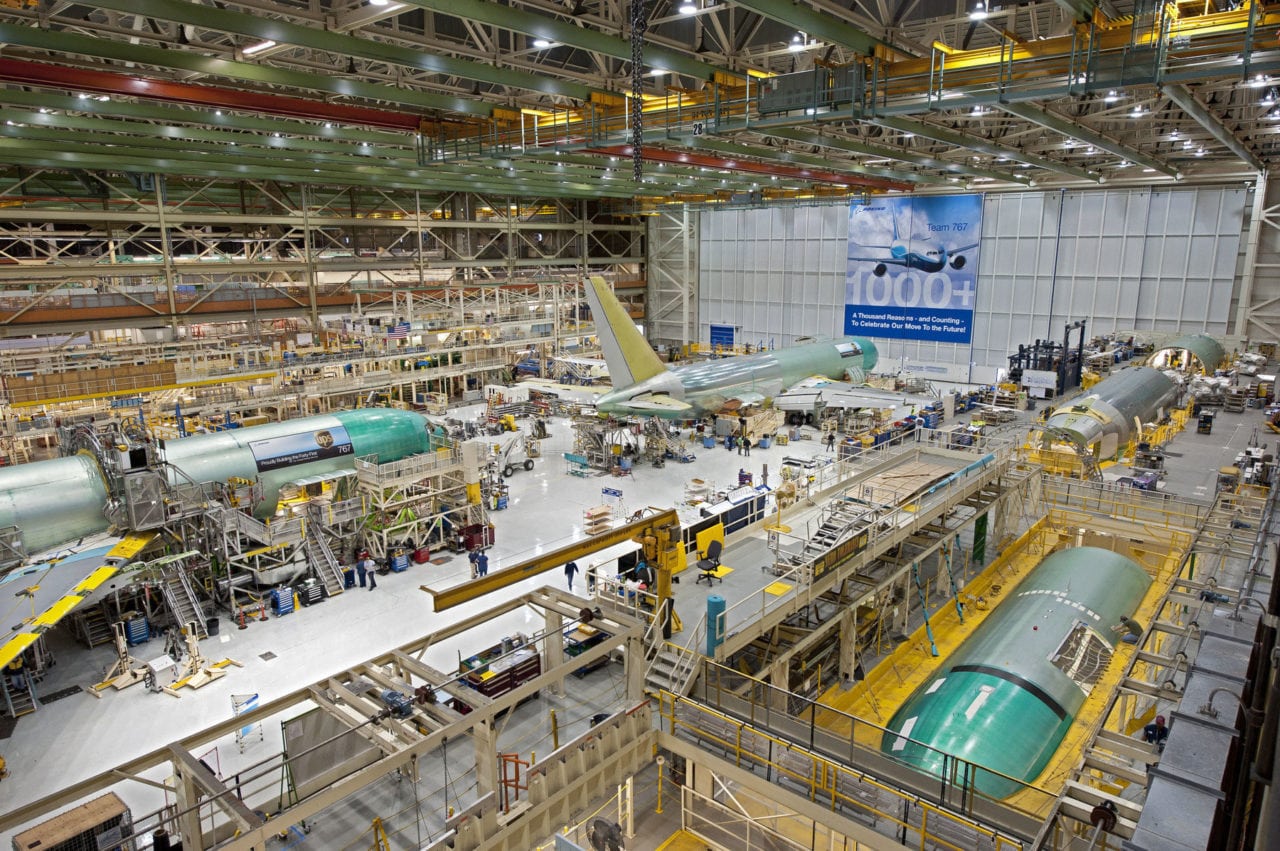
0,134,635,198
872,117,1100,182
1164,84,1264,173
685,136,949,185
1053,0,1099,22
91,0,596,102
0,24,490,118
726,0,886,57
397,0,727,82
760,127,1028,184
0,108,635,188
998,102,1178,177
0,89,406,143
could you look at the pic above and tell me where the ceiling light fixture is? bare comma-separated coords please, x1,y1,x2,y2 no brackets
679,0,698,13
533,37,551,48
1104,89,1119,103
790,33,806,52
1130,105,1145,117
969,0,988,21
1264,88,1279,106
243,40,276,55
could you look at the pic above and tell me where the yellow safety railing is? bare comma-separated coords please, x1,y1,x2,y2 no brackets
658,691,1033,850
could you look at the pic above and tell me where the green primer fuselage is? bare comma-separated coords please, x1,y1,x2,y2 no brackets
595,337,879,418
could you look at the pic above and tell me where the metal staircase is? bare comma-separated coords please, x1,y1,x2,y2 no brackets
74,604,114,648
2,680,36,718
303,532,345,597
161,567,209,639
643,644,700,698
780,497,875,569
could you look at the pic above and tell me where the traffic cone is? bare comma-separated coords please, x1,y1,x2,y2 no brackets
237,609,248,630
259,602,269,621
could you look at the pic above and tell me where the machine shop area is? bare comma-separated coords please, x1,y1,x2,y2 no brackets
1,2,1280,850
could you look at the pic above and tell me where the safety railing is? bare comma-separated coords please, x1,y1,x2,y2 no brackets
1041,475,1213,530
678,438,1015,662
353,445,462,487
659,687,1043,846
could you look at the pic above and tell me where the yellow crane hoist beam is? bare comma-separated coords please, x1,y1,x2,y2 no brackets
421,508,679,612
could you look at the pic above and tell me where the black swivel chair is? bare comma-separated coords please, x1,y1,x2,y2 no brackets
696,539,724,585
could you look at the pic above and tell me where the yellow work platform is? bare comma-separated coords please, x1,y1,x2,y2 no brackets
815,517,1187,818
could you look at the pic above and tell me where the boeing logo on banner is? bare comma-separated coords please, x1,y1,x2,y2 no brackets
844,195,982,344
602,487,623,498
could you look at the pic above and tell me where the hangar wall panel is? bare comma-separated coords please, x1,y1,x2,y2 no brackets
698,185,1244,381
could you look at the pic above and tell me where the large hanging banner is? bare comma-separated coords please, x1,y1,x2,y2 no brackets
845,194,982,344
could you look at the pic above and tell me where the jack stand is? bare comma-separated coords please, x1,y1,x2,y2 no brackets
87,622,149,697
162,621,243,698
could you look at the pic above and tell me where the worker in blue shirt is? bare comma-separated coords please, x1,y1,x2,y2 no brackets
1144,715,1169,752
475,550,489,577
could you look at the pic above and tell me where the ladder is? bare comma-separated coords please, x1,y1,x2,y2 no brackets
303,532,345,597
74,604,114,648
2,678,35,718
161,567,209,640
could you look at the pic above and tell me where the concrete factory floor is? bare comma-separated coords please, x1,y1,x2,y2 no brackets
0,390,1268,847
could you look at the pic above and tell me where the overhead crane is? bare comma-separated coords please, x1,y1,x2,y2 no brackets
421,507,682,617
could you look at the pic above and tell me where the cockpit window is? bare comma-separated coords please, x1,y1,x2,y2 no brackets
836,342,862,358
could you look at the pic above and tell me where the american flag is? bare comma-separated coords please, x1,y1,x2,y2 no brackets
386,321,411,339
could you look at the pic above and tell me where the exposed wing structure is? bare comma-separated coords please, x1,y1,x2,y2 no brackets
0,532,155,669
773,377,935,415
623,394,693,413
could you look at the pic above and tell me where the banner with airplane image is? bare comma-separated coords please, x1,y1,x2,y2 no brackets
845,194,982,344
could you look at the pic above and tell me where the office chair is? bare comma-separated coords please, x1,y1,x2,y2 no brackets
696,539,723,585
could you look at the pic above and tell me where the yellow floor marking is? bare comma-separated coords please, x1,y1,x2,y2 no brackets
707,565,733,578
763,581,792,596
655,830,711,850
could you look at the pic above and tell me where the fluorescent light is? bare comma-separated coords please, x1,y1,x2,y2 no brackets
649,68,667,76
243,40,276,55
533,38,551,48
370,0,390,5
679,0,697,13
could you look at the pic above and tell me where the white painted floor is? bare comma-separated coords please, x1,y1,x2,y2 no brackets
0,410,842,845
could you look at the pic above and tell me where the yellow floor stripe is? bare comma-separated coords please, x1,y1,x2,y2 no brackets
655,829,711,850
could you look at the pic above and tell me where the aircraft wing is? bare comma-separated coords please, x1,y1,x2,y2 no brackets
952,243,980,254
773,377,936,414
0,532,155,669
849,256,909,267
624,394,693,413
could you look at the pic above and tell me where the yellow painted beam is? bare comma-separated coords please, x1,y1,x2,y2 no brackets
422,508,679,611
9,372,278,408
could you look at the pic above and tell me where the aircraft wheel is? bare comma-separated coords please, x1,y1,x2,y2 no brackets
503,465,515,477
524,459,535,471
804,413,814,426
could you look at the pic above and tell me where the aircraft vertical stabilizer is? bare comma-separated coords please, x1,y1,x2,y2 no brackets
584,275,666,388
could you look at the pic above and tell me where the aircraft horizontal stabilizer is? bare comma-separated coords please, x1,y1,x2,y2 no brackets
625,394,693,412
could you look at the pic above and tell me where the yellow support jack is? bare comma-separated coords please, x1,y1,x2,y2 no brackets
86,622,149,698
161,622,243,697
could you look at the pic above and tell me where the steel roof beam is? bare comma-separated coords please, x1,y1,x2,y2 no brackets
1164,83,1265,174
0,134,611,198
685,136,951,185
760,127,1028,184
0,87,408,143
396,0,727,82
0,25,490,118
726,0,887,56
0,137,633,198
872,116,1100,181
582,145,910,191
90,0,597,102
998,101,1179,177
